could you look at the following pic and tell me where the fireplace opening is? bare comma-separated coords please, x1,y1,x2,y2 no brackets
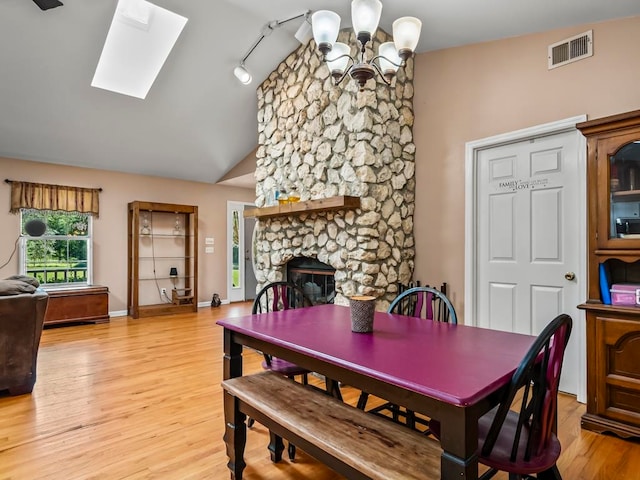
287,257,336,305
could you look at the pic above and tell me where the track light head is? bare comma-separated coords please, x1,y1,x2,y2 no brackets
234,65,252,85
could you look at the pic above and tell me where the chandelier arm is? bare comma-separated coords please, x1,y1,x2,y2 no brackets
330,55,357,86
333,69,352,86
369,60,393,86
328,53,356,65
370,54,404,70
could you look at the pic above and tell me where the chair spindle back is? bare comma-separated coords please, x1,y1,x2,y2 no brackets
389,284,457,324
481,313,572,462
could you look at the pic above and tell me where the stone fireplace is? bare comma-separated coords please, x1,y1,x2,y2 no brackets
287,257,336,305
252,29,416,309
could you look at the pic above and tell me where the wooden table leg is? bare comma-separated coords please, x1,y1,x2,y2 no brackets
438,407,479,479
223,330,245,479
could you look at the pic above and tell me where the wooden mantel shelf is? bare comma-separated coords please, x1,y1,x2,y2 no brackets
243,195,360,219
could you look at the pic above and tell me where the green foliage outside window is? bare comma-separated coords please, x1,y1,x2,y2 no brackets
232,210,240,288
21,209,91,286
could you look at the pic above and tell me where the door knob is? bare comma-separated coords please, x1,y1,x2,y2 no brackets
564,272,576,281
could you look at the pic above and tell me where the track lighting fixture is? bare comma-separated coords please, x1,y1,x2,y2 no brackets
233,11,311,86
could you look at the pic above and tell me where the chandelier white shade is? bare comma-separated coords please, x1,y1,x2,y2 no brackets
311,10,341,48
351,0,382,39
311,0,421,89
393,17,422,53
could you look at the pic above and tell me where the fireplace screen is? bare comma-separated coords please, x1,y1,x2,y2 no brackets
287,257,335,305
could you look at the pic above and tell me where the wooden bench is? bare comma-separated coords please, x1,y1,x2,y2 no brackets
222,371,442,480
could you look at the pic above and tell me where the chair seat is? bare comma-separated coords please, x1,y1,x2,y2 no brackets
478,408,561,475
262,357,309,376
429,409,561,476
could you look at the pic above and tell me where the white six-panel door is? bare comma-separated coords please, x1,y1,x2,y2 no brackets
475,129,581,395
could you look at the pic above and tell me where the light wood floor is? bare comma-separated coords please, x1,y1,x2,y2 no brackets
0,303,638,479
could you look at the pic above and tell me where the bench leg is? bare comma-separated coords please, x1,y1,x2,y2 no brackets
223,392,247,479
288,442,296,461
268,432,285,462
357,391,369,410
325,378,343,401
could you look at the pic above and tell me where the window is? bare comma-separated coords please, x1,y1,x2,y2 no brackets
20,209,93,287
232,209,240,288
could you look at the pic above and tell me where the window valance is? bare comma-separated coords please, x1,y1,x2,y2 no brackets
6,180,102,217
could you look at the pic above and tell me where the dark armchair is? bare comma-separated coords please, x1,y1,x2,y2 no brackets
0,281,49,395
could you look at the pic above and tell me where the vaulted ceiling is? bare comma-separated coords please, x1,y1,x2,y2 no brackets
1,0,639,185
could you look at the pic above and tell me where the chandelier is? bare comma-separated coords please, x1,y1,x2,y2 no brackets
311,0,421,90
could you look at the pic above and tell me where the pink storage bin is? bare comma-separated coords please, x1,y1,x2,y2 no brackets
610,284,640,306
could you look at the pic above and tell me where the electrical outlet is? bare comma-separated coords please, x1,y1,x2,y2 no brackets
161,287,167,296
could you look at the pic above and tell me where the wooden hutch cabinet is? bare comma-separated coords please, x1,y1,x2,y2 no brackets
578,110,640,438
127,201,198,319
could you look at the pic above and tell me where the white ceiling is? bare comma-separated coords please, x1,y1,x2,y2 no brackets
1,0,639,185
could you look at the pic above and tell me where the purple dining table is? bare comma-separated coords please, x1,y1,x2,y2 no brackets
217,304,536,480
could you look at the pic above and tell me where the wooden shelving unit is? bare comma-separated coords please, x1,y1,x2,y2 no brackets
243,195,360,219
127,201,198,319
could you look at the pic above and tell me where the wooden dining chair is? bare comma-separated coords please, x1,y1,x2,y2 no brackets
430,313,573,479
357,284,457,433
250,281,342,460
252,281,313,383
253,281,342,398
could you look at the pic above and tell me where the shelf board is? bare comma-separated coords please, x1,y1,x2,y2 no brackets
579,301,640,315
612,189,640,199
243,195,360,219
138,234,192,238
139,256,194,260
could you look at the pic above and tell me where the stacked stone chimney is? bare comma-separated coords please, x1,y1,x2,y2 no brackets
253,29,416,309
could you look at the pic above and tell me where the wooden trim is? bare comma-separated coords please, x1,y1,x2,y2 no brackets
128,201,197,215
577,109,640,135
243,196,360,219
135,303,197,318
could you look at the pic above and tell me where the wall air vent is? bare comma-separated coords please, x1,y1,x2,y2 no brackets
548,30,593,69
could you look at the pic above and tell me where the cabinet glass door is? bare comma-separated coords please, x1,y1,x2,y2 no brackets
610,138,640,240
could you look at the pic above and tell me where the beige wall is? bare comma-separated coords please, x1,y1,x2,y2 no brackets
218,148,257,182
0,157,255,312
413,15,640,320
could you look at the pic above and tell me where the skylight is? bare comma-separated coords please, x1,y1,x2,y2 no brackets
91,0,188,99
